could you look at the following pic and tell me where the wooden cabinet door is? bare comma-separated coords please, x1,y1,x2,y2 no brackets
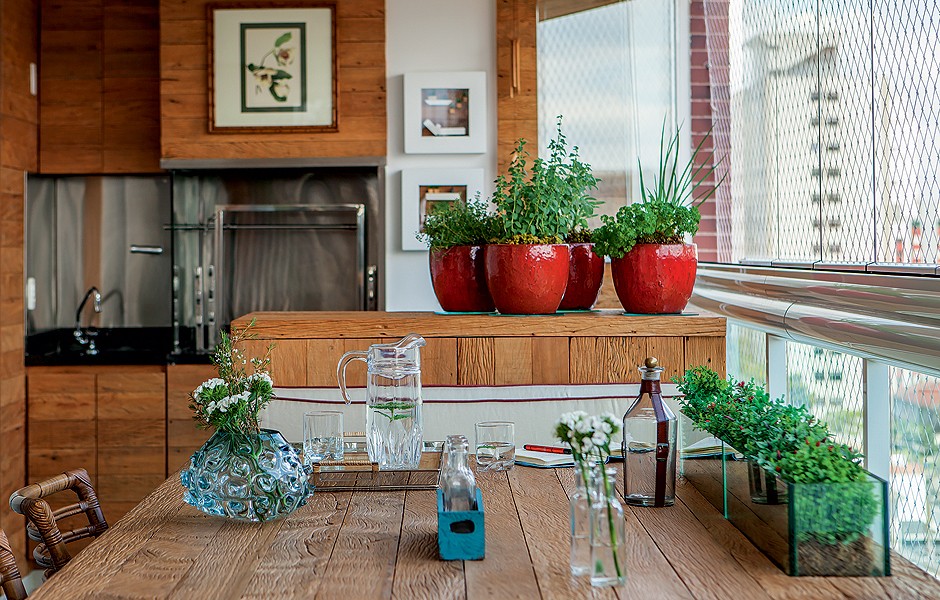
27,367,97,486
96,367,165,521
167,364,215,472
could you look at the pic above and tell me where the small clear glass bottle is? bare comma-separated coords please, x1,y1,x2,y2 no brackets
590,464,627,587
441,437,476,511
569,464,593,576
622,357,677,507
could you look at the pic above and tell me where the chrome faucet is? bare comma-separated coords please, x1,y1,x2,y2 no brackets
74,286,102,355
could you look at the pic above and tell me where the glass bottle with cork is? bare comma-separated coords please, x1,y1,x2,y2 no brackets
621,357,677,507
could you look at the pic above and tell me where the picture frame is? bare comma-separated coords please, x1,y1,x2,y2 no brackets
401,168,486,251
403,72,487,154
208,3,337,133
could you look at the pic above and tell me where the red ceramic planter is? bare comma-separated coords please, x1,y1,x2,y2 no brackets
484,244,570,315
429,245,495,312
559,243,605,310
610,243,698,314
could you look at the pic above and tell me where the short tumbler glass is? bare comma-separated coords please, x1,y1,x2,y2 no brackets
303,410,344,464
475,421,515,471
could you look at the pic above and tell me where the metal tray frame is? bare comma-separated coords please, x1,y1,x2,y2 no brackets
309,440,443,492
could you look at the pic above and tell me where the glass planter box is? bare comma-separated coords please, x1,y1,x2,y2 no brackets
687,442,891,577
678,415,727,517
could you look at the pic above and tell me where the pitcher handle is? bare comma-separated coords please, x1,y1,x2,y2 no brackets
336,350,368,405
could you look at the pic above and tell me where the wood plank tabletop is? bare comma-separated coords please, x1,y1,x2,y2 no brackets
26,467,940,600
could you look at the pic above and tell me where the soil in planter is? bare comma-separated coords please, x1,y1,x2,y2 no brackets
796,536,876,576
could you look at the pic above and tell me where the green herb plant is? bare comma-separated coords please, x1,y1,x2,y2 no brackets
371,400,418,422
490,117,600,244
593,122,723,258
676,366,879,548
416,195,492,251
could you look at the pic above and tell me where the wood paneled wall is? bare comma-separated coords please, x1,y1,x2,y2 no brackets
39,0,161,173
232,311,727,389
496,0,537,173
0,0,38,561
244,334,725,388
159,0,386,161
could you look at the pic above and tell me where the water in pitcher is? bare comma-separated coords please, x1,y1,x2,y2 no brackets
338,334,426,470
365,369,423,469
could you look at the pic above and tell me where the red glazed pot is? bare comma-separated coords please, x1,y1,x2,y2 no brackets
429,245,495,312
610,243,698,314
559,243,605,310
484,244,570,314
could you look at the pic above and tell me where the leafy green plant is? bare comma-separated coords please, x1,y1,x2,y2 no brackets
593,122,723,258
416,196,492,250
675,366,879,547
566,227,594,244
490,117,600,244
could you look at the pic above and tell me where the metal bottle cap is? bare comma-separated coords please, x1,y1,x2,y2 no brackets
639,356,665,381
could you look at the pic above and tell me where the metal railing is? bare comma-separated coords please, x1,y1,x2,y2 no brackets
699,264,940,578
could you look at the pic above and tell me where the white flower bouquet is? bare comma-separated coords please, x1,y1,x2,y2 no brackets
189,321,275,434
555,411,624,582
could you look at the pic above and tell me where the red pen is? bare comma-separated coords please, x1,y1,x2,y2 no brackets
523,444,571,454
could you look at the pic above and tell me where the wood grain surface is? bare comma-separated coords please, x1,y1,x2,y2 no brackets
231,310,726,339
231,310,727,387
24,469,939,599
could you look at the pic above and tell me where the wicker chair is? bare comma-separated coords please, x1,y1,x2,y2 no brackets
0,527,27,599
9,469,109,578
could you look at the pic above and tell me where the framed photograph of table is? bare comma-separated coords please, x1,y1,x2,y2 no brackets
403,72,487,154
208,3,337,133
401,168,486,251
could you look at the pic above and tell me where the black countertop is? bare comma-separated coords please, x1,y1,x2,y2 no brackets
26,327,211,366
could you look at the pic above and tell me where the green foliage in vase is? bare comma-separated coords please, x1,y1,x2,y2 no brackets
675,366,879,546
490,117,600,244
593,122,723,258
417,195,493,250
189,320,276,434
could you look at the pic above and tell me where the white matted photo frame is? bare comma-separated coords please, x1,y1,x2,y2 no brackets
208,2,337,133
403,72,487,154
401,168,486,251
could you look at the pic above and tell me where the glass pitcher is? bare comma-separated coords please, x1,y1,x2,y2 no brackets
337,334,426,469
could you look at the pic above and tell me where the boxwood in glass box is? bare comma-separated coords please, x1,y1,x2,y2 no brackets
677,367,890,577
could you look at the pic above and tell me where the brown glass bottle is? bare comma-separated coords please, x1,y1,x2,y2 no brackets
621,357,677,507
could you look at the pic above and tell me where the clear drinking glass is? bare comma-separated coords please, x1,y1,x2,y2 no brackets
303,410,344,464
475,421,515,471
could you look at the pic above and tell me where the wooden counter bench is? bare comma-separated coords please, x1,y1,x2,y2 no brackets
230,309,726,387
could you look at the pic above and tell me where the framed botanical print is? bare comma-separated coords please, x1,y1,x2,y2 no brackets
208,3,337,132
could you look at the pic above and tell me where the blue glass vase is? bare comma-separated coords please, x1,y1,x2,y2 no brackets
180,428,312,522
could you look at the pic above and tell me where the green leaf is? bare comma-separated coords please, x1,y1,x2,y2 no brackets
274,32,292,47
247,63,259,72
268,84,287,102
271,70,293,80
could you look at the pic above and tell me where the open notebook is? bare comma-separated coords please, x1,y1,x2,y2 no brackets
515,449,576,468
515,436,732,468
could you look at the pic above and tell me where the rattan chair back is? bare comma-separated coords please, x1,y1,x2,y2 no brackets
0,527,27,599
9,468,108,578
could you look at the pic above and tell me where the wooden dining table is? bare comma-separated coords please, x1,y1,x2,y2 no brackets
27,464,940,599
